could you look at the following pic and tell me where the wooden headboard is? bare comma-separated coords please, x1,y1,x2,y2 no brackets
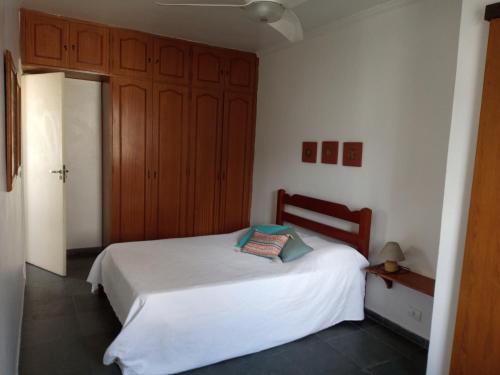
275,189,372,258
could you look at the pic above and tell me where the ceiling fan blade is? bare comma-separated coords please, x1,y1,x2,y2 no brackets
155,1,244,7
268,8,303,42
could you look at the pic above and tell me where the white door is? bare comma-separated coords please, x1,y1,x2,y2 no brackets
22,73,66,276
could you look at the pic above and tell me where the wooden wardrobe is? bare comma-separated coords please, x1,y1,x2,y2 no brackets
21,9,258,246
102,30,258,244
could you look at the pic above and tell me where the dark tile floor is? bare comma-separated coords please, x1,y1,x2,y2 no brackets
20,256,428,375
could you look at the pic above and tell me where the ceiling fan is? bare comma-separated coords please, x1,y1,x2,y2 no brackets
155,0,306,43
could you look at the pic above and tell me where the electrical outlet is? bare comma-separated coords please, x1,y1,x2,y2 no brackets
408,306,422,322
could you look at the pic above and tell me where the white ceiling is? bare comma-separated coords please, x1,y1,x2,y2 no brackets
20,0,393,52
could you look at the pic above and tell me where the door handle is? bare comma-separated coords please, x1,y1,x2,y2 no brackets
50,164,69,183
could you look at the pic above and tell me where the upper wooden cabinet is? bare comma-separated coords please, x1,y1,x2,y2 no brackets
21,9,258,91
69,22,109,73
22,9,109,74
192,45,225,89
22,11,70,68
192,45,256,92
224,51,256,92
154,37,191,85
111,29,154,79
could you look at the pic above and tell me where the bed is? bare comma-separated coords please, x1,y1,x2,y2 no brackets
87,189,373,375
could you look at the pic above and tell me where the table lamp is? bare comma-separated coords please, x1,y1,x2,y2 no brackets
380,242,405,273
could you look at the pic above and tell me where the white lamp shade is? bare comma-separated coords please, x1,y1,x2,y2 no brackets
379,242,405,262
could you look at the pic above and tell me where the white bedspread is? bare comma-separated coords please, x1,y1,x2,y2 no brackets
87,229,369,375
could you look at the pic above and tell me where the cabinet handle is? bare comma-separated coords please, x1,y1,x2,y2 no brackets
155,59,160,64
154,171,157,179
148,57,152,63
63,45,68,51
71,44,76,51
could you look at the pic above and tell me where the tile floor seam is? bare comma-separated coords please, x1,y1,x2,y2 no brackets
322,338,368,371
362,326,425,362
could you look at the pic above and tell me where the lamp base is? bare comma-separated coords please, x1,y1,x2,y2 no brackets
384,261,399,273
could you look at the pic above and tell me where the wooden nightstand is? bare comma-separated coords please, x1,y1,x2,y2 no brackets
365,264,435,297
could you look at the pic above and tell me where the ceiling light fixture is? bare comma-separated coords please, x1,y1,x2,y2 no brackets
245,1,285,23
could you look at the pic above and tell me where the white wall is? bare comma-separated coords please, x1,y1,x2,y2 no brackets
427,1,492,374
0,0,24,374
63,78,102,250
252,0,461,339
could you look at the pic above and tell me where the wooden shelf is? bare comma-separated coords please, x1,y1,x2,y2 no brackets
365,264,435,297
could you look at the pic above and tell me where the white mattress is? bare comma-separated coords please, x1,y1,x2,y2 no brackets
87,229,369,375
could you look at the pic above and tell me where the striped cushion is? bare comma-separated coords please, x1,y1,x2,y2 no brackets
242,231,290,259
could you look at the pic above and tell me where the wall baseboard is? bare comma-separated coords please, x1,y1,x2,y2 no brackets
365,308,429,349
16,275,25,375
67,247,102,258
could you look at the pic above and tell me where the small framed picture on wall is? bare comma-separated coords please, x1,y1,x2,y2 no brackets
343,142,363,167
302,142,317,163
4,50,18,192
321,141,339,164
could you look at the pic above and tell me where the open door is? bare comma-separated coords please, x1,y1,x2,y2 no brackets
22,73,67,276
450,13,500,374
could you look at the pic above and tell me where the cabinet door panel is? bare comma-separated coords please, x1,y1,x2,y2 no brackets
219,92,254,232
153,84,190,238
225,51,256,92
111,29,153,78
154,37,191,85
187,88,223,235
112,78,153,242
192,46,224,89
23,11,69,68
69,22,109,73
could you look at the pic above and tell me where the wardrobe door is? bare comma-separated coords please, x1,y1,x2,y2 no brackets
22,10,69,68
111,78,153,242
111,28,154,79
69,21,109,74
219,92,255,233
187,88,224,236
224,51,256,92
192,46,225,89
153,83,190,238
154,37,191,85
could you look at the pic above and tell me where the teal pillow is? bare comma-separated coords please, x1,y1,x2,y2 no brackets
236,225,290,248
275,228,313,262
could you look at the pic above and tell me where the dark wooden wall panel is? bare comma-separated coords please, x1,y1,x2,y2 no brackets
112,78,152,242
219,92,254,232
189,88,223,236
154,83,190,238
